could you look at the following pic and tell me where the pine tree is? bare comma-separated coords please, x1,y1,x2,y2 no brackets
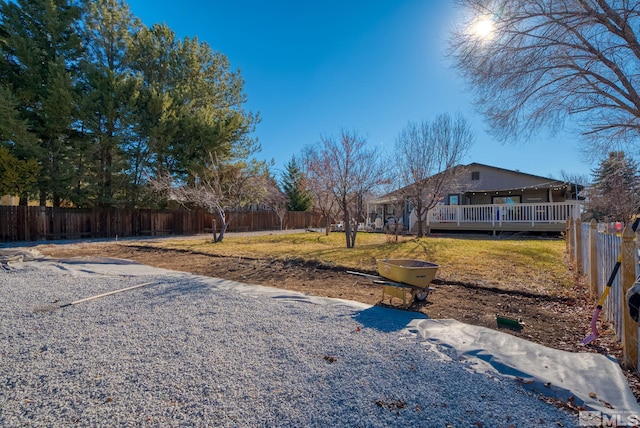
79,0,141,208
281,157,312,211
0,0,83,206
0,86,39,202
0,0,260,209
588,151,640,222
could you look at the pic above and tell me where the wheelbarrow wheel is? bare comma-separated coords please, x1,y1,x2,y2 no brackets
413,289,429,302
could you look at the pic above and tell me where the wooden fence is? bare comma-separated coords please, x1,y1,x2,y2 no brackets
0,207,326,242
567,219,640,369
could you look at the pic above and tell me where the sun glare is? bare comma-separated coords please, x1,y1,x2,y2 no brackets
470,15,495,40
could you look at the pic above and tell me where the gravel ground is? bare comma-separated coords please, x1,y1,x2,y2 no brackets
0,261,577,427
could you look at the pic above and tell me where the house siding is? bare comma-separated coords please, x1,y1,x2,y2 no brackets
368,162,582,234
454,164,572,205
463,164,558,191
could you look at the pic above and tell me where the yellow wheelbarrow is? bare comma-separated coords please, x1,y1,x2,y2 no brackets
348,259,440,307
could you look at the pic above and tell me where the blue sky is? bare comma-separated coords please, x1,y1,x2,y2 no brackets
126,0,594,181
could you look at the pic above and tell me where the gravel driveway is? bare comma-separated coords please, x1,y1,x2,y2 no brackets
0,254,580,427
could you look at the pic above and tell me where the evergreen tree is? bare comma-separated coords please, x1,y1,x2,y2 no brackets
165,35,260,181
0,0,260,209
79,0,141,208
0,85,39,201
0,0,82,206
129,22,260,203
281,156,312,211
0,85,32,148
126,23,179,207
588,151,640,222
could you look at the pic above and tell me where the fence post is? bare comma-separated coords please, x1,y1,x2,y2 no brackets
575,218,583,274
589,219,598,299
621,225,638,370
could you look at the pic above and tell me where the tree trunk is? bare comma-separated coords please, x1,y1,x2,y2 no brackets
213,209,229,243
215,222,228,243
348,221,358,248
324,214,331,236
415,200,425,238
39,189,47,207
344,211,353,248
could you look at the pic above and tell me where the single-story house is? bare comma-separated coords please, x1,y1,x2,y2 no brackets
368,163,583,234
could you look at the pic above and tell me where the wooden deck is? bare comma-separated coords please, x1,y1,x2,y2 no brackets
424,202,580,234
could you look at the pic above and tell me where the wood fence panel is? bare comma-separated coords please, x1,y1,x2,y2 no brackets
194,210,213,234
0,206,18,241
284,211,326,230
173,210,183,235
137,210,152,235
24,207,32,240
29,207,43,240
0,207,328,242
173,209,194,235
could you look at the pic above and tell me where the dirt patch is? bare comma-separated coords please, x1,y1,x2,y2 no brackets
35,240,640,402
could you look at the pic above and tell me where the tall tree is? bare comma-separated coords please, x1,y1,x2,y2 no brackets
130,23,260,199
0,146,39,200
281,156,312,211
0,0,260,209
79,0,141,208
0,85,33,151
0,0,82,206
587,151,640,222
127,23,179,207
394,113,474,237
168,36,260,179
450,0,640,156
0,86,39,201
307,129,387,248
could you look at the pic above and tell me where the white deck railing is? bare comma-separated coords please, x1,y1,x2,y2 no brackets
426,202,581,227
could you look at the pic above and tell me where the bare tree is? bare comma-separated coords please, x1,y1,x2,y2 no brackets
395,113,474,237
150,155,269,242
450,0,640,157
262,176,288,230
310,175,340,236
559,169,591,203
300,145,339,236
306,129,388,248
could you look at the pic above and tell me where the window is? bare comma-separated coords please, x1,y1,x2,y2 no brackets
492,196,521,204
471,171,480,180
448,194,459,205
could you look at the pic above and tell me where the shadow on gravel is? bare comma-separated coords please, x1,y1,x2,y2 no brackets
352,305,428,333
